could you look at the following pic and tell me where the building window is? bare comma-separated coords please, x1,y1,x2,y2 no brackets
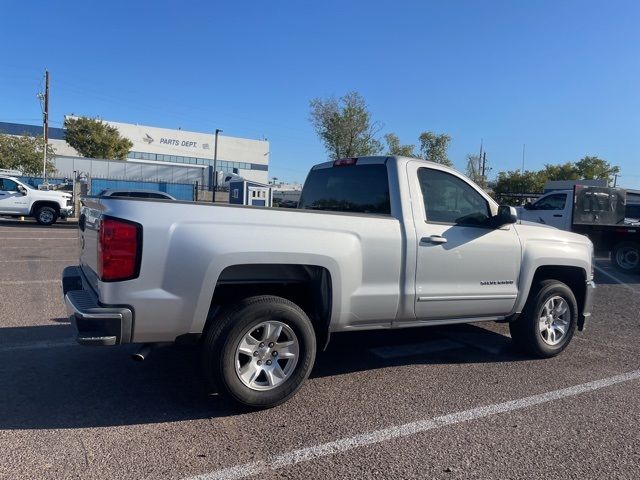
126,150,264,172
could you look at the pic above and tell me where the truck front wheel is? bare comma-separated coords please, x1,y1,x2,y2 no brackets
34,206,58,226
201,295,317,408
509,280,578,358
612,241,640,273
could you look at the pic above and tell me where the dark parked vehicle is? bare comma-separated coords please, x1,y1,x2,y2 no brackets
97,189,176,200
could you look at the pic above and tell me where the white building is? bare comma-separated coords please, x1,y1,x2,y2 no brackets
0,118,269,185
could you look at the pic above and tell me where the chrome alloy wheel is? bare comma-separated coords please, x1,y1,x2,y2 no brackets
538,296,570,346
235,321,299,391
616,246,639,270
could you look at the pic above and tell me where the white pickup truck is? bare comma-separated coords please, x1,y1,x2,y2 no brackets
0,175,73,225
519,187,640,273
63,156,595,407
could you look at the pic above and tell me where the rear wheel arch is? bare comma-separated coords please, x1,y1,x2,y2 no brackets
204,263,333,350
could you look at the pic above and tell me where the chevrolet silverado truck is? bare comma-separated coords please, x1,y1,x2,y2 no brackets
0,175,73,225
62,156,595,408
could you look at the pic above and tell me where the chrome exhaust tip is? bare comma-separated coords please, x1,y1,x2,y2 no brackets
131,343,153,362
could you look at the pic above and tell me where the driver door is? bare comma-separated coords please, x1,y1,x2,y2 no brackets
0,178,25,214
522,193,569,230
407,162,521,321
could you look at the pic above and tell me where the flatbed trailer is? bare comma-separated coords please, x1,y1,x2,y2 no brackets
571,185,640,273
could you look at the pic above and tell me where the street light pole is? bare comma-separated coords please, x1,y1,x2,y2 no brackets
42,70,49,185
212,128,222,203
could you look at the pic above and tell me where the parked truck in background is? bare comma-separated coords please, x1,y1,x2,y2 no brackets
63,156,595,408
0,175,73,225
519,186,640,273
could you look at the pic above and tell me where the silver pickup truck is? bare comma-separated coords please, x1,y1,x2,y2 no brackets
63,156,595,408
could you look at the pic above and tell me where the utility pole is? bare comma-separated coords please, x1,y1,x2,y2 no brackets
613,174,618,187
42,70,50,184
521,144,525,173
212,128,222,203
481,151,487,179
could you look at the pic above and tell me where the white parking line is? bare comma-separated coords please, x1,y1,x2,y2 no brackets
0,245,72,249
594,265,640,294
0,259,74,263
0,237,77,240
185,369,640,480
0,280,60,285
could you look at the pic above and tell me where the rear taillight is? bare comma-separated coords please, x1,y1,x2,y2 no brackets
97,217,141,282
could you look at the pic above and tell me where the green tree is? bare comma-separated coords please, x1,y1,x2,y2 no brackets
0,133,56,176
309,92,382,160
418,131,453,167
542,162,579,181
64,116,133,160
384,133,415,157
493,170,546,196
574,155,619,183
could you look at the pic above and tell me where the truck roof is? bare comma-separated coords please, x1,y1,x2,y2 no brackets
310,155,457,172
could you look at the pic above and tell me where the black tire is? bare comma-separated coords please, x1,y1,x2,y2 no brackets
201,295,316,408
34,206,58,226
509,279,578,358
611,241,640,273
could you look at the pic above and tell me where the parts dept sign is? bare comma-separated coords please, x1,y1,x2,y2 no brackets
160,137,199,148
142,133,210,150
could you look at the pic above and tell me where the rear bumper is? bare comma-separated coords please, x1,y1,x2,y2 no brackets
578,280,596,331
62,266,133,346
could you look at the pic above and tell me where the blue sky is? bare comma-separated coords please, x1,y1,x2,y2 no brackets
2,0,639,186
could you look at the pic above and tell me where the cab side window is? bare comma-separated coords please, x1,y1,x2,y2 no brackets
417,168,491,226
0,179,19,191
532,194,567,211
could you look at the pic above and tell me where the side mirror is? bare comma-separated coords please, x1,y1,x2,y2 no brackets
523,202,533,210
17,185,27,196
495,205,518,227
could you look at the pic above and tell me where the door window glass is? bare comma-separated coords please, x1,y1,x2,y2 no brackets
532,194,567,210
0,179,19,191
417,168,490,226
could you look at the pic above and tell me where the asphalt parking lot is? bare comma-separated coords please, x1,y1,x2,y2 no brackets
1,218,639,480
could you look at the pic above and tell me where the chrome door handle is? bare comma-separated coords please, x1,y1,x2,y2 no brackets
421,235,447,245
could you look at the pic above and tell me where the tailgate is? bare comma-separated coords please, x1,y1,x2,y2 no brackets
78,197,104,291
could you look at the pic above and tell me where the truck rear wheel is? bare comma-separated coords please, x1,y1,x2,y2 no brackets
612,241,640,273
34,206,58,226
509,280,578,358
201,295,316,408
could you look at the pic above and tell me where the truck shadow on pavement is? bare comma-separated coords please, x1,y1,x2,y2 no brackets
593,263,640,286
0,322,527,430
